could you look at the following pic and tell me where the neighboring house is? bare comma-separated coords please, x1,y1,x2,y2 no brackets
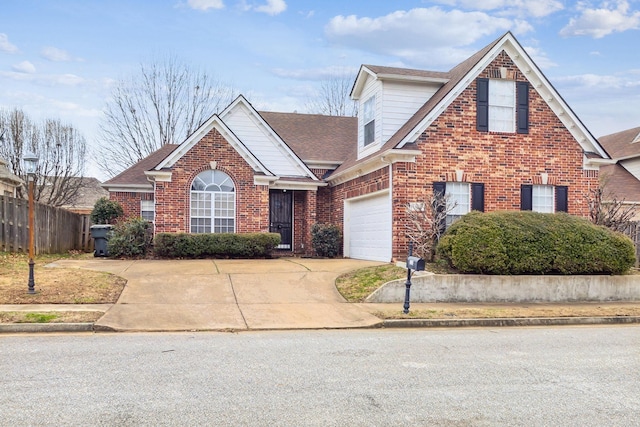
60,177,110,215
0,158,23,197
38,176,109,214
597,126,640,219
103,32,610,262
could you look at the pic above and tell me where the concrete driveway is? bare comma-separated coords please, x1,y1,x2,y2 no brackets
50,257,385,332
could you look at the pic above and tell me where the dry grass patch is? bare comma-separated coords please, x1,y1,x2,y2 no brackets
368,303,640,319
0,252,126,304
336,264,406,302
0,311,103,323
336,261,456,303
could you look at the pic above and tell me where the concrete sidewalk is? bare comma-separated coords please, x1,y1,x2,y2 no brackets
40,257,386,332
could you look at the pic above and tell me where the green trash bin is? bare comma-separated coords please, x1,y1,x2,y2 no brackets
90,224,114,257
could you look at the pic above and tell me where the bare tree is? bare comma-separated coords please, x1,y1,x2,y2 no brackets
305,72,357,117
586,175,637,232
405,193,457,261
0,108,86,206
97,55,237,177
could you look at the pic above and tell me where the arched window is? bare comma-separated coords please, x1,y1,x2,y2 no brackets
190,170,235,233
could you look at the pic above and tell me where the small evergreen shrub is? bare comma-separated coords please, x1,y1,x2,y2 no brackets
437,211,635,275
153,232,281,258
311,223,342,258
107,217,153,258
91,197,124,224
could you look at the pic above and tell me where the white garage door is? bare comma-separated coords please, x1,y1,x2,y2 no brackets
345,191,392,262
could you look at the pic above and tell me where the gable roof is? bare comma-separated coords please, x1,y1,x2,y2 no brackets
154,109,272,175
58,177,109,210
331,32,610,180
351,65,450,99
219,96,318,179
598,126,640,159
103,144,178,189
260,112,356,165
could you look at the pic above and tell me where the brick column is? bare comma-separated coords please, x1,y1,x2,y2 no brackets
304,190,317,256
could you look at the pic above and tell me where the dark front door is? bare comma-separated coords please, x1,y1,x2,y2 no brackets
269,190,293,250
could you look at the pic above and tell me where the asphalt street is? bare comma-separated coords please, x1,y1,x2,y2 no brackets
1,326,639,426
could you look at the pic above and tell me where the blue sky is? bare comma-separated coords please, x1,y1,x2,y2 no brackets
1,0,639,178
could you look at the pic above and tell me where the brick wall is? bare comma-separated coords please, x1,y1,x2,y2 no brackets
154,127,270,234
110,191,153,219
330,167,391,236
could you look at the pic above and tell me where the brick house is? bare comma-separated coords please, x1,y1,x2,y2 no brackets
598,126,640,219
103,32,610,262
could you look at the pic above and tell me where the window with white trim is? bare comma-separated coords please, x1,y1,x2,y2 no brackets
532,185,554,213
488,79,515,133
521,184,568,213
445,182,471,227
190,170,235,234
362,96,375,146
140,200,154,222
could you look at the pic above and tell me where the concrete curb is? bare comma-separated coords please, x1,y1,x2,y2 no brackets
0,323,94,333
382,316,640,328
2,316,640,333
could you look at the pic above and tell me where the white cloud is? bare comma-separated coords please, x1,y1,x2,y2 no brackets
557,73,629,89
253,0,287,15
0,71,86,87
432,0,564,18
272,65,358,80
11,61,36,74
560,0,640,38
0,33,19,53
325,7,522,68
522,45,557,69
187,0,224,10
41,46,73,62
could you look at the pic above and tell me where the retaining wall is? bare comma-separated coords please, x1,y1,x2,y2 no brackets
366,274,640,303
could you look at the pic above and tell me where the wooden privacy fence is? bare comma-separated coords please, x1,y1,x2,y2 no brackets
0,195,92,254
622,222,640,267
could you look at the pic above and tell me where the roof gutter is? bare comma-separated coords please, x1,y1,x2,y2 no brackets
328,149,421,186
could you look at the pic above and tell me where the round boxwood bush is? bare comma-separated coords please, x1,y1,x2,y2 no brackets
436,211,635,275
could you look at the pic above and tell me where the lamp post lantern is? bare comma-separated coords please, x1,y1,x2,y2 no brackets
23,150,38,294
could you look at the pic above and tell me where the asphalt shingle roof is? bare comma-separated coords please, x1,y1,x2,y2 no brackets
598,126,640,159
259,112,356,164
104,144,179,187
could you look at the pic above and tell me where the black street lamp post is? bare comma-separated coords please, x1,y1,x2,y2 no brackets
23,150,38,294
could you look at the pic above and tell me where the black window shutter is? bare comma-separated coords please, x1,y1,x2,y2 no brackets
555,186,568,212
521,185,533,211
433,182,447,235
476,78,489,132
516,81,529,134
471,183,485,212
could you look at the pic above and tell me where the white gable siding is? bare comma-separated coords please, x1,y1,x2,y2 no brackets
380,81,441,143
621,159,640,181
357,76,382,159
223,104,307,177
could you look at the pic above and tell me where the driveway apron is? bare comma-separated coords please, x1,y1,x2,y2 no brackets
51,258,384,331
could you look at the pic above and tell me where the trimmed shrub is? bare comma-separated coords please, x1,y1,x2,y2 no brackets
91,197,124,224
153,232,281,258
437,211,635,275
311,223,342,258
107,217,153,258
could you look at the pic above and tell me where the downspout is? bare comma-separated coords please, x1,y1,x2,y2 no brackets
381,156,393,262
152,180,157,236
